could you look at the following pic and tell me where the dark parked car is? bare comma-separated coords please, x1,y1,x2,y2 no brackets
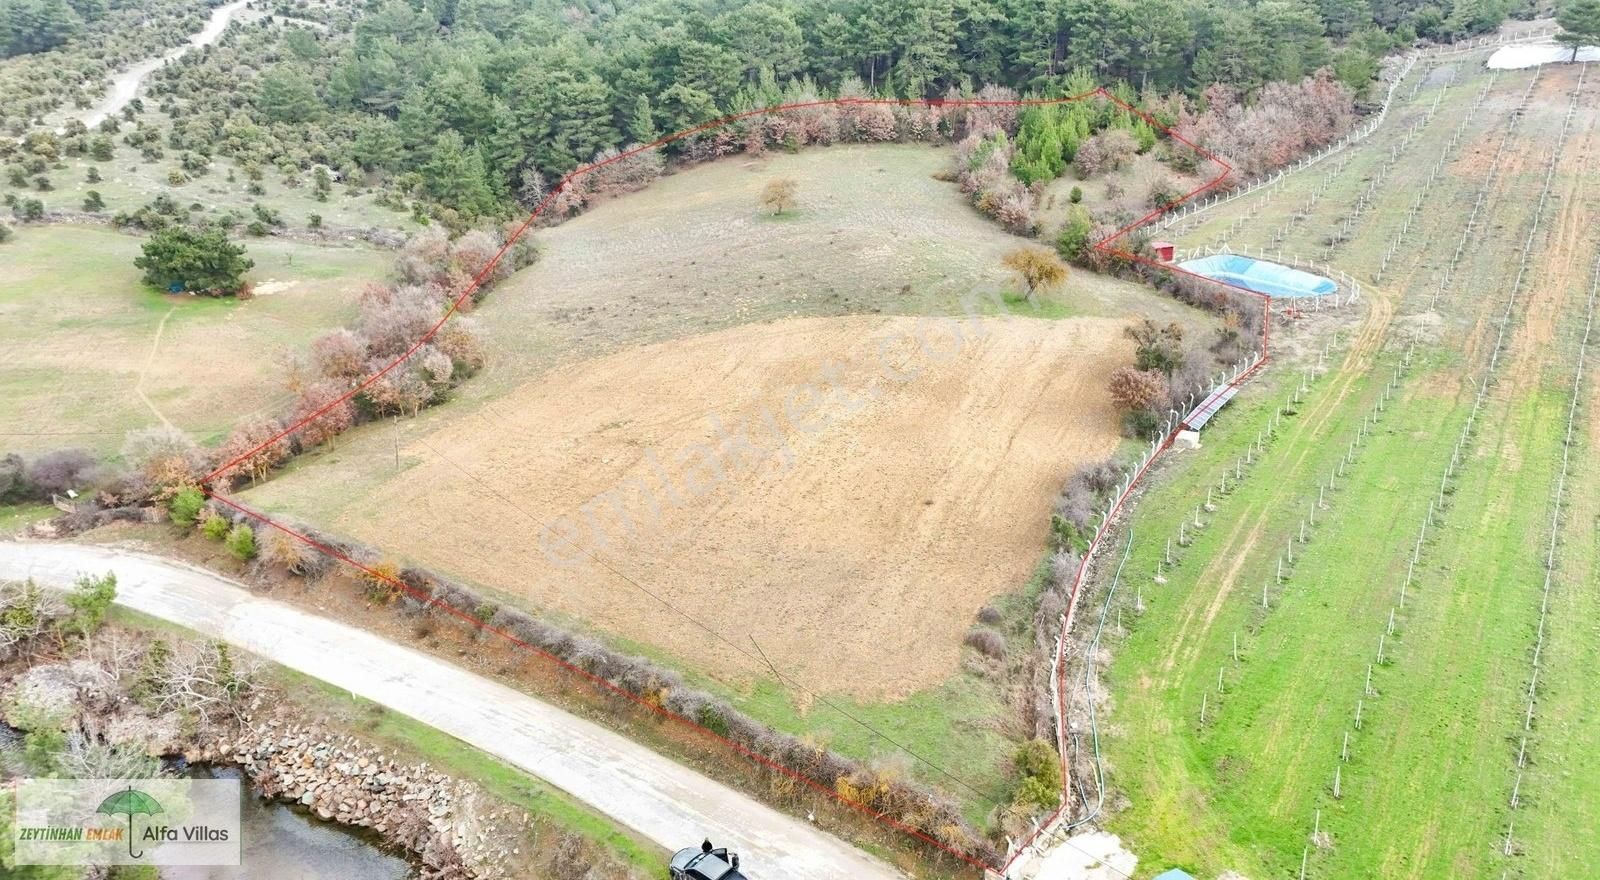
669,840,748,879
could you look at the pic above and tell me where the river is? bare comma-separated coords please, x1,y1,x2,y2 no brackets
70,0,253,131
163,764,414,880
2,728,410,879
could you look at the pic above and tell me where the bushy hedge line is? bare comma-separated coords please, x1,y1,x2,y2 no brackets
196,502,998,866
403,565,999,864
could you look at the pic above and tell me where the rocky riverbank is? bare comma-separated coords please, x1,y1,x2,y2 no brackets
189,719,526,880
0,600,530,880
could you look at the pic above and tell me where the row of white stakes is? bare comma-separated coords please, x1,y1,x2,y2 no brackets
1264,152,1359,248
1498,60,1592,863
1167,19,1563,241
1310,64,1587,877
1430,68,1544,311
1375,72,1497,283
1321,79,1452,260
1043,345,1264,813
1199,348,1410,740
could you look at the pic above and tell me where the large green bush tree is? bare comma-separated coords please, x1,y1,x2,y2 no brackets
133,227,253,295
168,486,204,525
62,572,116,637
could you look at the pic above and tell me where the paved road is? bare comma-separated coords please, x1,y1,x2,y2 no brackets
0,541,904,880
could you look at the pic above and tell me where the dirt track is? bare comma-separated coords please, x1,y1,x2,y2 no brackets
341,314,1129,698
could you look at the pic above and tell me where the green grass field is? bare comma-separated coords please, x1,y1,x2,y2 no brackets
1081,57,1600,879
0,503,55,533
0,224,388,454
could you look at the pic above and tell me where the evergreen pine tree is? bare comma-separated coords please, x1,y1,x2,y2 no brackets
628,94,659,144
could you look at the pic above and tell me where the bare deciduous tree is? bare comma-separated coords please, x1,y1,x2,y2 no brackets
146,639,260,726
310,328,368,381
362,361,434,416
433,320,486,375
122,425,206,496
58,737,162,780
448,229,511,294
260,527,328,578
216,416,292,486
358,284,443,359
0,580,63,660
26,448,96,495
291,380,356,449
1072,129,1136,178
1176,72,1355,178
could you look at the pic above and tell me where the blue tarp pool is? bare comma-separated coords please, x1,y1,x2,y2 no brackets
1178,254,1338,299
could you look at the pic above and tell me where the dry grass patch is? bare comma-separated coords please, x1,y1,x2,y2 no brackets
331,313,1130,698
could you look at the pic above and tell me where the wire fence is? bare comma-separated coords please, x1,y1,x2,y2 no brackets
1421,21,1562,59
1006,344,1265,872
1006,330,1347,875
1011,23,1574,875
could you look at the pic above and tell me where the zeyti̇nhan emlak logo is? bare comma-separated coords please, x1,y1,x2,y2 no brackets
17,785,166,858
13,777,240,866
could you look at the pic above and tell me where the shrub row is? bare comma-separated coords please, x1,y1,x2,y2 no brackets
394,564,999,865
0,222,533,510
185,495,998,866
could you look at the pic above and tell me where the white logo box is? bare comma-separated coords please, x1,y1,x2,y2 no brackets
11,777,241,866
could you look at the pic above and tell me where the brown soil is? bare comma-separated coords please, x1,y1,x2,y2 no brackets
1448,72,1543,180
336,314,1129,699
1154,511,1264,686
1449,129,1518,179
1504,82,1600,389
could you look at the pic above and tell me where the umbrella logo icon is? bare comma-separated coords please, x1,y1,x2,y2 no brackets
96,786,164,858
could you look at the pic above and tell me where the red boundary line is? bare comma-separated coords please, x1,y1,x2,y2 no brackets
194,87,1285,876
1006,93,1275,873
